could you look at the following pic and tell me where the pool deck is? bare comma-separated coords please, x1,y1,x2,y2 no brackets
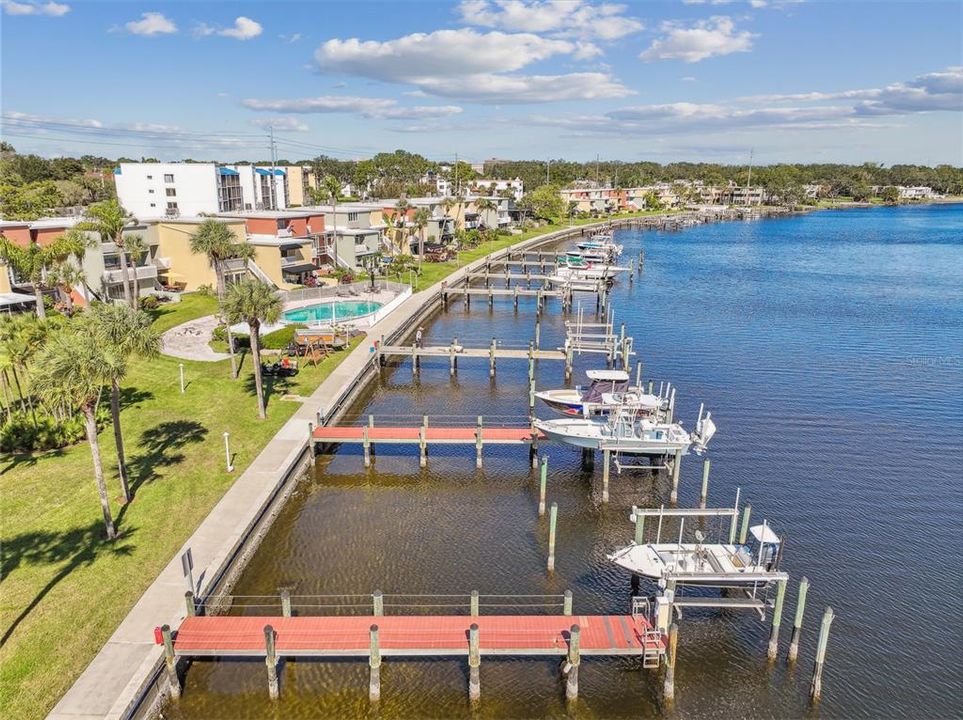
47,221,619,720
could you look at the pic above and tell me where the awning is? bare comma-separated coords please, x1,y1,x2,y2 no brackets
281,261,318,274
217,167,239,176
0,292,37,307
255,168,286,176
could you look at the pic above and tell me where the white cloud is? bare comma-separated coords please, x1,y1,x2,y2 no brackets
1,1,69,16
313,28,631,102
458,0,644,41
250,117,310,132
681,76,697,82
242,95,464,120
749,0,768,7
195,16,263,40
641,16,756,63
280,32,302,43
125,11,177,36
524,66,961,137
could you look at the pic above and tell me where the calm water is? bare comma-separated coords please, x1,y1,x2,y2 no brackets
165,204,963,719
283,300,383,324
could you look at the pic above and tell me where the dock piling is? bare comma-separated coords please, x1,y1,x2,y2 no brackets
539,455,548,516
663,622,678,702
670,451,681,504
264,624,279,700
565,624,581,702
810,607,835,702
373,590,384,617
633,506,645,545
563,590,573,616
739,504,752,544
280,589,291,618
161,624,180,699
362,426,371,468
768,578,788,660
419,426,427,468
369,624,381,702
787,576,809,663
602,448,611,503
471,590,479,617
184,590,196,618
700,459,711,508
468,623,481,702
489,338,496,377
547,502,558,572
475,416,484,469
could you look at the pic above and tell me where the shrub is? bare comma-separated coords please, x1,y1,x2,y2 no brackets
211,324,227,343
139,295,159,311
196,284,216,297
1,406,108,452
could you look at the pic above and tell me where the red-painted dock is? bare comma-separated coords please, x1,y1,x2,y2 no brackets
172,614,663,658
312,425,544,445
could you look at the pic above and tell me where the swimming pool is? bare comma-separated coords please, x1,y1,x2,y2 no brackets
282,300,382,325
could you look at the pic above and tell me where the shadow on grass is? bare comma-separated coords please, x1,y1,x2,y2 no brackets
126,420,208,496
242,368,297,412
0,521,136,647
119,386,154,410
0,447,65,476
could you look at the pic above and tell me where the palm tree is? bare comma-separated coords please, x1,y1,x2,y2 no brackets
474,197,497,228
412,207,430,268
220,279,282,419
0,233,83,319
47,261,85,315
56,227,97,303
0,313,49,418
78,199,137,308
33,328,119,539
81,304,160,504
318,175,342,270
123,233,149,308
189,219,252,379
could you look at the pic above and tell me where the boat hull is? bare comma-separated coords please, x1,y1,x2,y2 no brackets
533,418,693,455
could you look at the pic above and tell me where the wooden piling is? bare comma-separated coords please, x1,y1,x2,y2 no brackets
539,455,548,516
489,338,496,377
768,578,788,660
419,425,427,468
810,607,834,702
535,317,541,349
602,448,611,503
787,576,809,663
547,502,558,572
663,622,678,702
184,590,196,617
369,624,381,702
670,451,681,504
634,507,645,545
700,458,711,508
280,589,292,618
412,344,419,376
449,340,456,376
566,624,581,702
468,623,481,702
264,624,279,700
161,624,180,699
563,590,573,616
362,426,371,468
373,590,384,617
470,590,479,617
739,504,752,544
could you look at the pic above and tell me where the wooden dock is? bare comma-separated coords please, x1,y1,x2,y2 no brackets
312,420,544,468
171,614,662,658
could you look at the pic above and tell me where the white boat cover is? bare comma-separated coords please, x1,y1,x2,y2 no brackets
585,369,630,381
750,524,780,544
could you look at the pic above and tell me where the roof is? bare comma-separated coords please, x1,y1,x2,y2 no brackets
255,168,286,176
301,202,385,212
0,292,37,307
219,210,319,219
28,217,82,230
247,234,311,247
138,215,245,225
586,369,630,381
217,167,240,176
333,227,379,236
750,524,780,544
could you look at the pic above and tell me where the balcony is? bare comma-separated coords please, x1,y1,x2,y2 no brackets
153,256,172,270
103,264,158,284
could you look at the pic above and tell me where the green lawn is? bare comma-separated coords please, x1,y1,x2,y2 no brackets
0,293,361,719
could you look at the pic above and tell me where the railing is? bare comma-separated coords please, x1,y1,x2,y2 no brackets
280,280,408,305
103,264,158,284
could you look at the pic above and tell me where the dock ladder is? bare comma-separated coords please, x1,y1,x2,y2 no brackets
632,596,664,668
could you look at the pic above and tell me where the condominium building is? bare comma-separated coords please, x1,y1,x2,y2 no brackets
114,162,317,218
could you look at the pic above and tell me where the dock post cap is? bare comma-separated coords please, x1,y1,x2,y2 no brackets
370,623,379,632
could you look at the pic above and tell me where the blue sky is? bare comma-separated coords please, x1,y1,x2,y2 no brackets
1,0,961,165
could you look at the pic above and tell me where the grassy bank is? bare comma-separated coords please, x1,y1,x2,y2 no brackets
0,294,361,719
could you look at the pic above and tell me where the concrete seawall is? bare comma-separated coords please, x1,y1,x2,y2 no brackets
48,218,637,720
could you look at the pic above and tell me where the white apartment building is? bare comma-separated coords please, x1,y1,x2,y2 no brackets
466,178,524,201
115,162,315,218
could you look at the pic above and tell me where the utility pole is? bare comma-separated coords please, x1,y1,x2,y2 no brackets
546,159,550,184
269,124,278,210
454,151,459,196
596,153,600,186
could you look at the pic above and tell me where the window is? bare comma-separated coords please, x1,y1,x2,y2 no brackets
150,203,156,208
347,212,359,222
167,202,178,210
146,174,153,179
148,189,154,194
164,173,174,183
166,188,176,197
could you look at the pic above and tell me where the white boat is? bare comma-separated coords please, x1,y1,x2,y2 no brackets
607,525,782,587
534,404,716,456
535,369,667,417
576,236,623,257
556,257,627,280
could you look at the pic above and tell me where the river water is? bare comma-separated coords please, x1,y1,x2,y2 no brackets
164,204,963,719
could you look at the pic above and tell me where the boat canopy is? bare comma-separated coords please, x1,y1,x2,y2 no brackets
750,524,780,544
586,369,630,382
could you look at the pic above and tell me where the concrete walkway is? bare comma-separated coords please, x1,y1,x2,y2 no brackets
47,222,604,720
159,315,230,362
